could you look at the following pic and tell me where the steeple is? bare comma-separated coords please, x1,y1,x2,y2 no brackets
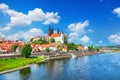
51,26,54,34
57,28,59,34
48,25,51,36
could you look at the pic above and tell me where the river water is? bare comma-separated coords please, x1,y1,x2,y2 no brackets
0,53,120,80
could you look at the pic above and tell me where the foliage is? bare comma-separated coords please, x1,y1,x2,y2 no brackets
94,46,100,52
30,38,33,42
67,43,78,51
50,38,55,43
32,38,49,44
88,45,94,51
57,46,63,51
11,44,18,52
88,45,100,52
45,47,50,52
20,44,32,58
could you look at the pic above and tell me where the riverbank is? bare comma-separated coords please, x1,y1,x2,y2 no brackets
0,56,47,74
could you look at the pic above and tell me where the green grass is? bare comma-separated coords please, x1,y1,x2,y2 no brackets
0,56,47,72
112,49,120,52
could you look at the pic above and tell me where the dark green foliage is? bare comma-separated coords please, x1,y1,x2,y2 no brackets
20,44,32,58
11,44,18,52
50,38,55,43
94,46,100,52
32,38,49,44
67,43,78,51
88,45,100,52
88,45,94,51
45,47,50,52
30,38,33,42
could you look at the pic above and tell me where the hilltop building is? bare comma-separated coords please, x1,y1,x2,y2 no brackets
46,26,68,43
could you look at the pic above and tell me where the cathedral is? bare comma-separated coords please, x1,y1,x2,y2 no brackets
46,26,68,43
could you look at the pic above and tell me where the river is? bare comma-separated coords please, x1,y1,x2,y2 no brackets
0,53,120,80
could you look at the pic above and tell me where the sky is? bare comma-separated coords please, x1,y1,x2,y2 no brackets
0,0,120,46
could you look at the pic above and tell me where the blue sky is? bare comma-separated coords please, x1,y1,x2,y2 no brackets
0,0,120,46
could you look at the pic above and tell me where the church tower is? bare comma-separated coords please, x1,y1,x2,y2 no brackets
48,26,51,36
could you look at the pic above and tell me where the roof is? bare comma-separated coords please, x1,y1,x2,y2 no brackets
46,33,61,38
78,46,84,49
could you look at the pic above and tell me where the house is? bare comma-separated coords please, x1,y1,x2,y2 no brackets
46,33,65,43
31,44,57,52
78,46,88,51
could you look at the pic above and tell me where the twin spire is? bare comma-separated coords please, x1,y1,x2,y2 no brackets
48,26,60,36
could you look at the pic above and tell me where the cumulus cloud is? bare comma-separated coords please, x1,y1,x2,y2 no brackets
113,7,120,17
108,33,120,44
80,35,90,43
0,3,60,31
88,29,94,33
68,20,90,43
6,28,45,41
99,40,103,43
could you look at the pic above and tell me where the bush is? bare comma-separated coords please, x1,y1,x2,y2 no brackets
11,44,18,52
20,44,32,58
50,38,55,43
45,47,50,52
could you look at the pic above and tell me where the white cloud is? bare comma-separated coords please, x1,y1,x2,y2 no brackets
0,26,11,31
0,3,60,31
113,7,120,17
99,40,103,43
68,20,89,33
0,32,5,38
80,35,90,43
6,28,45,41
0,3,8,11
68,20,89,43
108,33,120,44
88,29,94,33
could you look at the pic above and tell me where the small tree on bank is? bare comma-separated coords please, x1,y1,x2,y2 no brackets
45,47,50,52
11,44,18,52
20,44,32,58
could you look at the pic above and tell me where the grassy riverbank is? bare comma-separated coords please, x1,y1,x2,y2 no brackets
0,56,47,72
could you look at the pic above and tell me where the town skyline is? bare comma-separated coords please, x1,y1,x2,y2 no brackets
0,0,120,46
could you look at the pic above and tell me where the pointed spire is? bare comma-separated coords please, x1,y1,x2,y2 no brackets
57,27,59,34
48,25,51,36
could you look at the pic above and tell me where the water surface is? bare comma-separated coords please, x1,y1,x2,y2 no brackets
0,53,120,80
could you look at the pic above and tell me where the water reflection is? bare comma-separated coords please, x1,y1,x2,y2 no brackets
19,67,31,80
1,53,120,80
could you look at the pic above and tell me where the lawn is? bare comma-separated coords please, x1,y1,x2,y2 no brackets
0,56,47,72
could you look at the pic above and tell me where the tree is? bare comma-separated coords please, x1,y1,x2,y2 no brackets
45,47,50,52
11,44,18,52
67,43,78,51
50,38,55,43
30,38,33,42
20,44,32,58
95,46,100,52
88,45,94,51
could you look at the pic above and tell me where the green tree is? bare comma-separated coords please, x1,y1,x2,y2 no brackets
11,44,18,52
88,45,94,51
67,43,78,51
95,46,100,52
50,38,55,43
45,47,50,52
30,38,33,42
20,44,32,58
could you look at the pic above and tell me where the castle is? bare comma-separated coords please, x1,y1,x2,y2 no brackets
32,26,68,43
46,26,68,43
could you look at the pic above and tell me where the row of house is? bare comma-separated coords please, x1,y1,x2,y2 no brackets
0,39,24,53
